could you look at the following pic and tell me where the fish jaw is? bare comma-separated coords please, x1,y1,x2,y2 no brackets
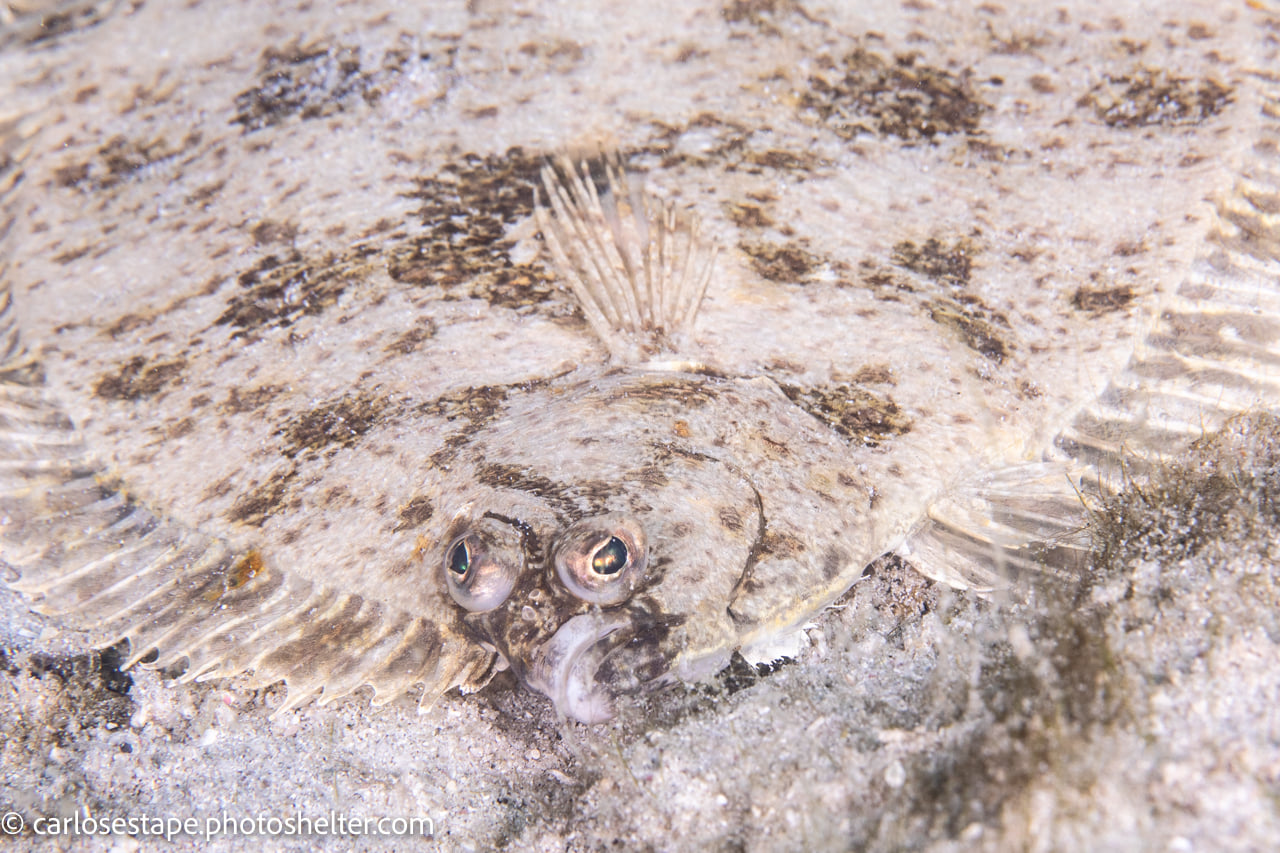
524,610,677,723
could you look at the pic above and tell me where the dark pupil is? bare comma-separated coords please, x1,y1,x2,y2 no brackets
592,537,628,575
448,541,471,577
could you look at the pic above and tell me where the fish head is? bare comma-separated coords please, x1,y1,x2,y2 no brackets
434,372,765,722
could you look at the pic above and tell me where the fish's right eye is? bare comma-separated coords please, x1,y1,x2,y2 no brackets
553,515,647,607
443,533,518,612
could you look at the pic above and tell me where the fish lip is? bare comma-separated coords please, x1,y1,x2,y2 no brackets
528,612,670,724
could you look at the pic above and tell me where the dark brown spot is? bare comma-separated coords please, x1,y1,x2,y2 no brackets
961,138,1020,162
986,25,1052,56
103,314,150,338
316,484,357,511
779,383,913,446
1071,285,1137,315
251,219,299,246
725,202,774,228
851,364,895,385
52,162,90,188
221,385,283,414
891,236,977,287
718,507,744,532
759,530,805,559
635,465,670,488
745,149,822,171
1113,239,1146,258
1029,74,1055,94
14,0,113,45
394,496,435,532
646,113,756,171
389,149,570,316
723,0,809,33
858,262,917,295
517,38,586,71
423,384,510,429
740,240,820,283
671,521,695,538
52,245,92,265
202,475,235,501
227,469,297,527
187,180,226,205
1082,69,1231,129
216,247,378,335
279,394,388,457
802,48,987,143
232,42,397,132
94,356,187,401
166,417,195,439
383,320,438,355
54,133,202,192
927,299,1011,362
1017,379,1042,400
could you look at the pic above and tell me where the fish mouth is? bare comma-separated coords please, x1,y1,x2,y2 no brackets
527,612,673,723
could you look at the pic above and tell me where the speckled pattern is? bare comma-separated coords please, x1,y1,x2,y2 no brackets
0,0,1278,849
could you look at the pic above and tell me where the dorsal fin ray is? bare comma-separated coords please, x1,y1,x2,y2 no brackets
535,154,718,361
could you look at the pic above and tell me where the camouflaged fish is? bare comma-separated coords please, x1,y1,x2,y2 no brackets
0,0,1278,723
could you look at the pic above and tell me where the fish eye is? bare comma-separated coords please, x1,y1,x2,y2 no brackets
443,529,520,613
554,515,647,606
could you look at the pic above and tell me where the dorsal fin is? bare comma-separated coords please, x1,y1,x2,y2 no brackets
535,154,718,362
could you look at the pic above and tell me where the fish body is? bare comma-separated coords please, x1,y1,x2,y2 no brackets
1,0,1277,722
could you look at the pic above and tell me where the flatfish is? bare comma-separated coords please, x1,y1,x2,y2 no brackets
0,0,1276,723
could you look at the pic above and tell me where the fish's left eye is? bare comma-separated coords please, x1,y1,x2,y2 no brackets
554,515,647,606
443,526,521,613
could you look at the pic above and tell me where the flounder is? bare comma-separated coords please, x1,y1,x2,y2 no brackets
0,0,1277,725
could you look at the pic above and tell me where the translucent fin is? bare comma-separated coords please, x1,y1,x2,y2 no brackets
534,154,718,361
908,69,1280,591
902,463,1091,591
0,277,494,715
